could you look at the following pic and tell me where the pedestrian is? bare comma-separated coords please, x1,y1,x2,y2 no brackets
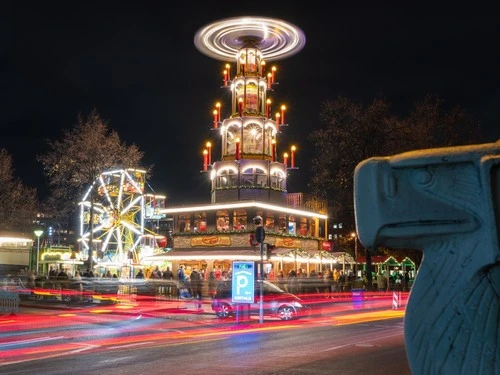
162,266,174,296
208,271,217,298
163,267,173,280
151,266,161,279
190,267,203,309
324,269,334,298
177,265,186,282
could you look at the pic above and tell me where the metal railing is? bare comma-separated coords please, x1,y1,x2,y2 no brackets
0,290,20,314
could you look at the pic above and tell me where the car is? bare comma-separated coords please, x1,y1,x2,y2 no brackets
118,279,187,300
211,279,310,321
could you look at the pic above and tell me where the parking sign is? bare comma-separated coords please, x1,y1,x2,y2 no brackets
232,261,255,303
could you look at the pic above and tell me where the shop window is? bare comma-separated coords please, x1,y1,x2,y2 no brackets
265,215,275,231
277,213,287,233
299,217,308,236
179,214,191,232
233,209,247,231
288,215,296,235
194,212,207,232
216,210,230,232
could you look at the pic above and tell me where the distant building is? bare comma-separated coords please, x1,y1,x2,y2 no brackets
0,232,34,275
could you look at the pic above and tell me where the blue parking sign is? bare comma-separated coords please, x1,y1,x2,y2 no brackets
232,261,255,303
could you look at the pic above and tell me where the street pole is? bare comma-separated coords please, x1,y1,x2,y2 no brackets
34,230,43,274
355,236,358,277
253,216,265,324
36,236,40,273
259,241,264,324
351,232,358,278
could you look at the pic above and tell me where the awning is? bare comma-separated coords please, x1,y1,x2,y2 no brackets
142,248,263,262
141,248,354,265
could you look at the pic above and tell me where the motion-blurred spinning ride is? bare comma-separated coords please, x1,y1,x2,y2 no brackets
79,168,166,266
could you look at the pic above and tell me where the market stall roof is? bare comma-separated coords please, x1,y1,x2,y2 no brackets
395,256,416,267
355,255,400,265
355,255,416,267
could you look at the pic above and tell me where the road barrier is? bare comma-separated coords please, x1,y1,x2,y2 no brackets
0,290,20,314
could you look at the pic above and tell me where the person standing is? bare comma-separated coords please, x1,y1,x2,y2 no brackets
377,273,386,292
190,267,203,309
177,265,185,282
324,269,334,298
208,271,217,298
163,266,174,296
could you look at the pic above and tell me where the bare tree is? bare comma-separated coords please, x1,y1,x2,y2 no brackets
308,95,481,286
0,149,38,234
309,95,481,233
38,109,146,268
309,96,407,231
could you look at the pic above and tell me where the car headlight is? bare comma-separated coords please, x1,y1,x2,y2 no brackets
292,301,303,308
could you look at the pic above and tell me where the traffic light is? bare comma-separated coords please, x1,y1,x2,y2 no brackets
166,230,174,249
255,227,265,243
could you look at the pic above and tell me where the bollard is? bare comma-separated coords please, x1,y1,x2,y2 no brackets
392,291,400,309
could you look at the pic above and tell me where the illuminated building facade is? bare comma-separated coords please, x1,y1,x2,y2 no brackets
141,17,349,278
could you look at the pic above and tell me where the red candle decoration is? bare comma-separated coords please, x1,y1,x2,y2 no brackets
203,149,208,171
226,63,231,81
261,60,266,75
223,70,228,86
266,99,271,118
213,110,218,129
281,105,286,125
283,152,288,167
206,141,212,165
271,138,276,162
291,145,296,168
267,73,272,89
271,66,276,83
275,112,280,124
235,138,240,160
215,102,221,122
238,98,243,117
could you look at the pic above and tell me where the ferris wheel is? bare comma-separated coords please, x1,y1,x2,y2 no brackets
79,168,166,265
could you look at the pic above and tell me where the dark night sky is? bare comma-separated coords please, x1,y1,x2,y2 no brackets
1,2,499,205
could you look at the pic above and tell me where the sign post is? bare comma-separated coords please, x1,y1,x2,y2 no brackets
253,216,265,324
232,261,255,323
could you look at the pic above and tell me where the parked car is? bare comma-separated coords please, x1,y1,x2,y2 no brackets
119,279,187,300
211,280,310,321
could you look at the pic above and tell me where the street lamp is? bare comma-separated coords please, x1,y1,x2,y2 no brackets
34,229,43,274
351,232,358,277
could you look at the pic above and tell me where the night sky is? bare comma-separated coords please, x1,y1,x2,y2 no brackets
2,2,499,205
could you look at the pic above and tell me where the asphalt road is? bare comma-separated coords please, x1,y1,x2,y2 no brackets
1,300,411,375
